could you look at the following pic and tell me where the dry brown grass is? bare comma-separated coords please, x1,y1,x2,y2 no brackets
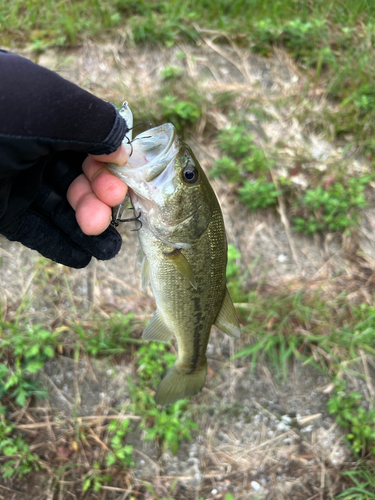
1,39,375,499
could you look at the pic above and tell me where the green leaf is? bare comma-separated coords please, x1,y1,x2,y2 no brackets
25,361,44,374
106,453,116,467
25,345,40,358
43,346,55,358
83,478,91,491
0,363,8,378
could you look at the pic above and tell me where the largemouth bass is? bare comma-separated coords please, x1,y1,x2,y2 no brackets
107,104,240,405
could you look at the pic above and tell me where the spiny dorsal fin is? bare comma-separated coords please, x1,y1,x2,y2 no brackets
214,287,241,339
141,255,150,290
164,248,197,289
142,310,173,342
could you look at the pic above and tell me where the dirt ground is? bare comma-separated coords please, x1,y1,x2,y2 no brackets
1,40,375,499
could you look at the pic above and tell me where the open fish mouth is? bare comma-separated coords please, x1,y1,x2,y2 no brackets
107,123,178,184
126,123,177,181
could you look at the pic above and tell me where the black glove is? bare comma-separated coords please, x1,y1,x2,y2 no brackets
0,51,128,268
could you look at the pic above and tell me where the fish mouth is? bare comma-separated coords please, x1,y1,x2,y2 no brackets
125,123,177,182
106,123,179,203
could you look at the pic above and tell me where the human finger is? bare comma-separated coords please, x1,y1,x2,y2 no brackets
82,156,128,207
67,174,112,235
89,143,128,166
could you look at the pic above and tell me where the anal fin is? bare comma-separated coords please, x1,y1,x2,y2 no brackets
214,287,241,339
142,310,173,342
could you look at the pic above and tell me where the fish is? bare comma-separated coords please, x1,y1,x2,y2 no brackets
106,104,240,405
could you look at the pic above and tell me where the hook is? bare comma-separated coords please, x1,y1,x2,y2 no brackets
111,211,142,231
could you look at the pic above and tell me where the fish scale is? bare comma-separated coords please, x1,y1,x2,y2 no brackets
106,104,240,405
141,203,226,374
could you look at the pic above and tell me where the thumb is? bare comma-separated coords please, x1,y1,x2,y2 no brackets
89,143,128,166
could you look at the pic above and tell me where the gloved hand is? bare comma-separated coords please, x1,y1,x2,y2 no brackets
0,51,129,268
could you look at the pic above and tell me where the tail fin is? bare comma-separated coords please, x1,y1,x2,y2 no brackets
155,361,207,406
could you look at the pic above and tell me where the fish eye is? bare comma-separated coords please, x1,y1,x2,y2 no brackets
182,166,199,184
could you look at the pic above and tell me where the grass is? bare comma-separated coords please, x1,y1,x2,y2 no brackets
3,1,375,234
3,0,375,156
2,255,375,497
3,0,375,497
337,466,375,499
0,304,199,496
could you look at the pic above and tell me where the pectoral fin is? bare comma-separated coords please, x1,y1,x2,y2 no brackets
142,310,173,342
141,255,150,290
215,288,241,339
164,248,197,289
136,246,144,265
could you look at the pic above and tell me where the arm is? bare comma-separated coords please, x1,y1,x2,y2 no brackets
0,51,128,268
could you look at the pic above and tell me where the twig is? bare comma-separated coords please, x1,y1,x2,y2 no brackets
360,349,375,400
87,428,111,452
270,168,302,272
16,414,141,430
201,37,252,84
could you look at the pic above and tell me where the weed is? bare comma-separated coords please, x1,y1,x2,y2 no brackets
293,176,372,234
138,394,198,453
129,342,198,453
213,125,274,175
75,312,139,357
157,95,201,131
238,180,280,211
210,157,240,183
105,419,134,467
233,289,353,378
0,361,47,406
0,409,41,479
82,462,112,493
210,124,279,212
327,382,375,457
0,324,60,405
337,466,375,499
216,125,257,160
136,342,176,385
160,66,183,81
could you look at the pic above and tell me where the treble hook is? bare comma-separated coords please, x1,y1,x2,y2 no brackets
118,212,142,232
124,122,152,157
111,210,142,231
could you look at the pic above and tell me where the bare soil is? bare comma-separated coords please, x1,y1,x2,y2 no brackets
1,39,375,499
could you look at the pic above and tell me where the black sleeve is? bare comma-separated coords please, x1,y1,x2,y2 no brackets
0,51,129,268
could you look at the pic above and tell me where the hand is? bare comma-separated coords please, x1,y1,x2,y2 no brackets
0,51,130,268
67,145,128,235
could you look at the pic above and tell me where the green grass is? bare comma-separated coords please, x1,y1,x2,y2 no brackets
2,0,374,48
328,382,375,457
3,0,375,154
3,1,375,496
337,466,375,499
228,247,375,381
0,305,198,494
292,176,373,234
